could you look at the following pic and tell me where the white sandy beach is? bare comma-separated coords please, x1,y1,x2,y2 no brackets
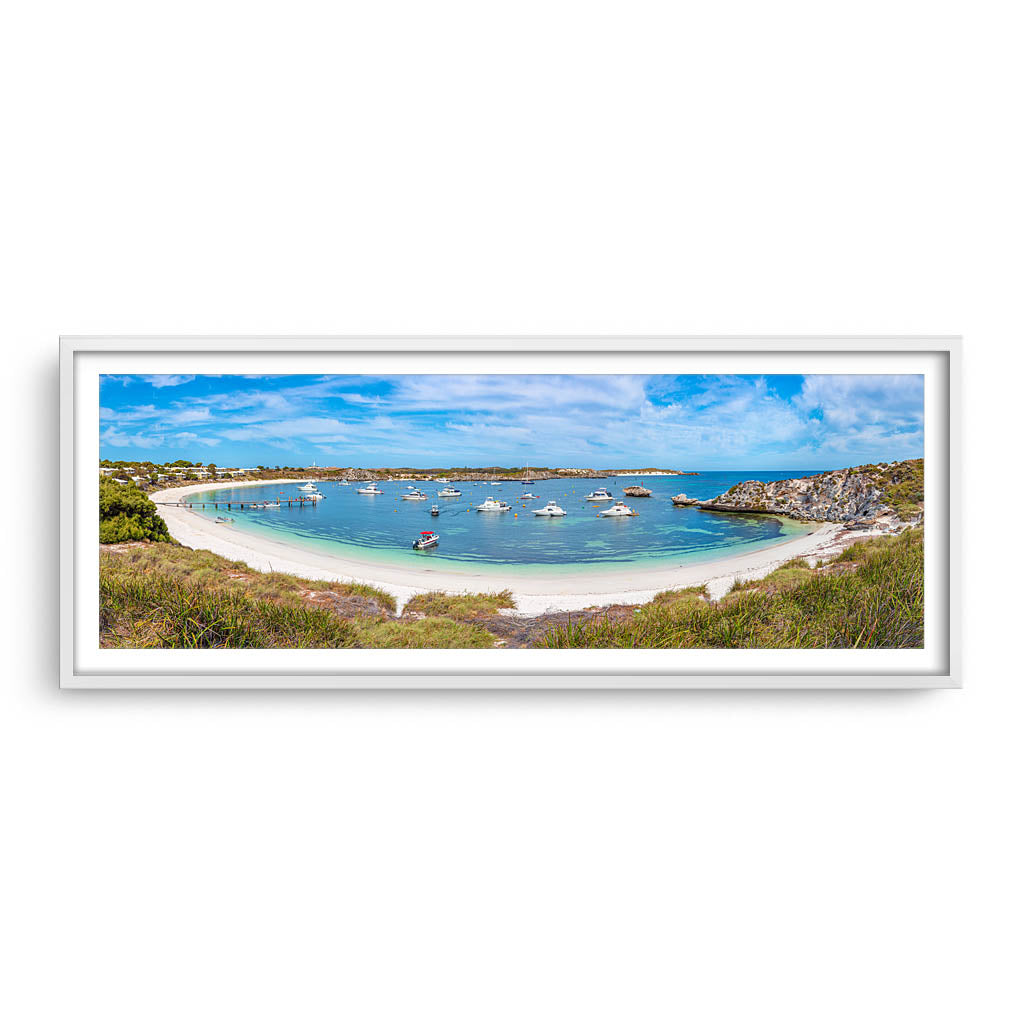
150,480,881,615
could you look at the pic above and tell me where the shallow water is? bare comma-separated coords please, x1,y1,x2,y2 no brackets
191,471,821,576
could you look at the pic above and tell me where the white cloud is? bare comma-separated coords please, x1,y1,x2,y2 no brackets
141,375,196,388
172,432,220,447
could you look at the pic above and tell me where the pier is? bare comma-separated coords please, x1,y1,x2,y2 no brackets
158,497,321,510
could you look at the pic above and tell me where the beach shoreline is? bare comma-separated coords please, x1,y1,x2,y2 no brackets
149,480,881,615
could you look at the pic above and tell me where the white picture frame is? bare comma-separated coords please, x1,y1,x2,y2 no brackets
62,336,960,689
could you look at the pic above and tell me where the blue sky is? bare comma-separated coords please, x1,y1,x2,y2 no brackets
99,373,924,469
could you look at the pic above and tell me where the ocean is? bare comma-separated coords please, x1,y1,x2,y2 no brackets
191,471,822,577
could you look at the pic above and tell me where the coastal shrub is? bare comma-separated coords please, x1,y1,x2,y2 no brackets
538,529,924,650
99,477,170,543
868,458,924,520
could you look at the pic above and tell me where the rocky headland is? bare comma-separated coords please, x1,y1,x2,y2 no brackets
697,459,924,529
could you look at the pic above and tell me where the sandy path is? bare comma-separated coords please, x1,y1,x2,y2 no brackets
149,481,879,615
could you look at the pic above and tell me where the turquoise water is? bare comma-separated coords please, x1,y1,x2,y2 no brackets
190,471,820,576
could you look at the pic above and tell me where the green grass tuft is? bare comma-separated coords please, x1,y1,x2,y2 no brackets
351,617,498,648
404,589,516,618
100,572,356,648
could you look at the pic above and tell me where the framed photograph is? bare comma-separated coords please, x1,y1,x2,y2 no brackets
61,337,959,688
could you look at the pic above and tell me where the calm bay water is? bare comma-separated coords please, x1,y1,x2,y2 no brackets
192,471,821,576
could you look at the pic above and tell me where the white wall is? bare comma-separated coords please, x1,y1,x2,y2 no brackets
2,3,1020,1022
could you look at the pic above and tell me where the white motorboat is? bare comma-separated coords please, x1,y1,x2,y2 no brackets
585,487,615,501
430,505,440,516
533,501,566,517
357,483,383,495
340,480,351,486
598,501,637,517
437,485,462,498
435,477,449,484
412,530,439,550
521,492,538,499
304,489,325,501
298,480,319,491
476,497,512,512
401,488,429,500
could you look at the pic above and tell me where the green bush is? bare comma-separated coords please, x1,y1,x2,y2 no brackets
99,477,170,543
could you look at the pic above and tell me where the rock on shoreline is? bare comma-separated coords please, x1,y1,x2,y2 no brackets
697,459,924,529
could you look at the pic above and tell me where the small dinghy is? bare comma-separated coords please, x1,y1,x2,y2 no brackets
413,530,439,550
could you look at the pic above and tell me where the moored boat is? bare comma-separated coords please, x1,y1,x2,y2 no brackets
533,500,566,517
598,501,638,517
476,497,512,512
437,485,462,497
412,530,439,550
357,483,383,494
401,488,429,500
585,487,615,501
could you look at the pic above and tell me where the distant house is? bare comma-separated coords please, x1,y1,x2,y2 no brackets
99,466,117,476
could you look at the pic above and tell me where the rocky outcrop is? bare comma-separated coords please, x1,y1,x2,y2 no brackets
623,485,652,497
697,459,924,528
671,493,699,506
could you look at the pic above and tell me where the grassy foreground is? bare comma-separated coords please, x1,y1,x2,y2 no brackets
539,529,923,649
99,545,494,648
100,529,923,649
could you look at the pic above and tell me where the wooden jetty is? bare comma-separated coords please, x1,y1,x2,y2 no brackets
158,497,321,510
